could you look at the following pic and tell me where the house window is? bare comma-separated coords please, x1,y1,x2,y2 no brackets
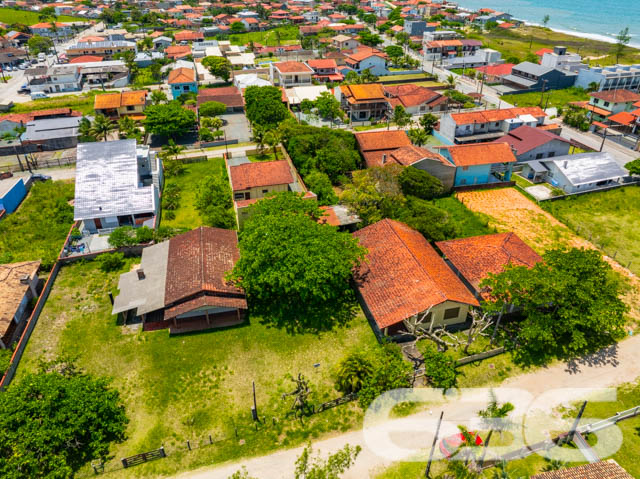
234,193,245,200
359,111,366,119
262,189,268,194
604,101,610,107
183,86,189,91
466,125,471,131
462,166,469,171
548,152,555,158
443,307,460,320
127,105,135,111
536,153,544,159
495,122,499,126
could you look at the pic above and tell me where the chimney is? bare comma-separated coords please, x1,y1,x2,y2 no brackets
381,154,387,164
137,269,145,280
563,160,568,168
19,274,30,285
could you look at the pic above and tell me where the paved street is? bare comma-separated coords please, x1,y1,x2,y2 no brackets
176,335,640,479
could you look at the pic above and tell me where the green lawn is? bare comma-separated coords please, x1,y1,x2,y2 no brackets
0,180,74,269
8,90,111,116
161,158,226,229
248,151,278,162
227,26,300,47
0,7,79,25
504,87,589,110
469,25,640,66
17,259,378,477
378,73,433,82
432,195,494,239
541,186,640,275
513,173,534,189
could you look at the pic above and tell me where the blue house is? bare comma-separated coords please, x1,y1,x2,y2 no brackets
0,177,27,216
436,143,516,187
168,67,198,100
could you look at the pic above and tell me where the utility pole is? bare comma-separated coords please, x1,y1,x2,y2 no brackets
425,411,443,478
600,126,607,151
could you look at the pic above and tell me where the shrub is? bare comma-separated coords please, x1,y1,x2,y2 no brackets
199,101,227,117
418,342,458,389
163,160,185,177
305,170,339,206
199,127,214,142
97,252,125,272
162,183,181,211
398,166,443,200
135,226,154,243
358,344,413,408
335,351,374,394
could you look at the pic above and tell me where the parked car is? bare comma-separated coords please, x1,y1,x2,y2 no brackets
439,432,483,459
31,174,52,182
18,86,30,94
30,92,49,100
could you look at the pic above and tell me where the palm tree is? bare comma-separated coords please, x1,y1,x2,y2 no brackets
264,128,282,160
161,139,184,161
118,116,136,138
251,124,268,154
478,389,515,437
446,74,456,88
407,127,428,146
150,89,167,105
90,114,116,141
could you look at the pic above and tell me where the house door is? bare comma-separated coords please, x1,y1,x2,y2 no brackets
244,192,250,200
95,218,102,229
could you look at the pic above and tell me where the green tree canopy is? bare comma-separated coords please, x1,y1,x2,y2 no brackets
481,248,628,364
355,344,413,408
144,102,196,138
419,113,439,134
194,174,235,229
418,342,458,389
228,192,366,332
27,35,53,54
199,101,227,117
244,85,290,128
0,360,128,478
202,55,232,81
624,158,640,175
314,91,343,123
398,166,444,200
230,21,246,33
304,170,339,206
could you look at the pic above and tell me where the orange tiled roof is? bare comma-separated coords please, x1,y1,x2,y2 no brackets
450,107,546,125
69,55,103,64
355,130,411,152
229,160,293,191
436,233,542,293
94,93,121,109
274,61,313,73
443,142,517,167
608,111,636,126
94,91,146,109
341,83,386,101
389,145,452,167
353,219,479,329
168,67,195,84
530,461,633,479
590,89,640,104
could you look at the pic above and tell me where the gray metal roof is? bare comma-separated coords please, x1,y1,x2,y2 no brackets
524,160,548,173
513,61,553,76
112,240,169,315
502,74,538,88
72,40,136,49
74,139,156,221
22,116,82,142
545,152,628,186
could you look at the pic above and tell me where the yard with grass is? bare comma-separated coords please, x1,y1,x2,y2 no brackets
432,195,493,239
227,26,300,47
0,7,79,25
8,90,110,116
378,73,434,82
541,186,640,276
503,87,589,110
17,258,378,477
160,158,227,229
469,25,640,67
0,180,74,269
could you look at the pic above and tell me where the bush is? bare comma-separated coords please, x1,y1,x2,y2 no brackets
418,342,458,389
398,166,443,200
97,252,125,272
199,127,214,142
199,101,227,117
108,227,136,248
357,344,413,408
305,170,338,206
335,351,375,394
135,226,154,243
162,183,181,211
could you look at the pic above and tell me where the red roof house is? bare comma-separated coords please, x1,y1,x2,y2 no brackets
354,130,412,168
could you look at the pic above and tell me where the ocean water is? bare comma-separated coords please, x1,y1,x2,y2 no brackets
451,0,640,48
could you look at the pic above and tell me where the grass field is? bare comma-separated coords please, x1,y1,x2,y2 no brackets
0,180,74,269
469,25,640,66
161,158,226,230
541,187,640,276
505,87,589,110
227,26,300,47
9,90,110,115
432,195,494,239
17,259,378,477
378,73,434,82
0,7,79,25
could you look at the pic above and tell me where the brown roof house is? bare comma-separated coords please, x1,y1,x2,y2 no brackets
436,232,542,300
530,460,633,479
353,219,479,338
197,86,244,112
112,227,247,334
0,261,40,349
94,90,147,120
354,129,412,168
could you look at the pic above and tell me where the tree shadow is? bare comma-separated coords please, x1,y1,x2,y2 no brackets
563,342,620,374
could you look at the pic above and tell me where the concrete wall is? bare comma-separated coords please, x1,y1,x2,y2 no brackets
0,178,26,214
413,158,456,192
233,182,288,201
454,164,492,186
514,140,571,162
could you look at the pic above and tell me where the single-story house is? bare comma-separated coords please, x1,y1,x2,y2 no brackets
520,151,628,193
353,219,480,339
74,140,162,234
354,130,412,168
530,460,633,479
112,226,247,334
0,177,27,215
197,86,244,112
94,90,147,119
436,142,516,187
436,232,542,299
21,116,84,152
0,261,40,348
492,125,571,162
384,84,448,115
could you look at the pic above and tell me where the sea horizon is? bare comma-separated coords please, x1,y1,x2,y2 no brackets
451,0,640,49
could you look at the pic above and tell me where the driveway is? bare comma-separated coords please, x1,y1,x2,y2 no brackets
526,184,554,201
221,113,252,143
175,335,640,479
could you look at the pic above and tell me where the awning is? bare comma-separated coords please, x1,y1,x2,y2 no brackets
607,111,636,126
584,104,611,117
592,121,609,129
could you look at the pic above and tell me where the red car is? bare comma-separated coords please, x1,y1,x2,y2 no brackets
439,431,483,458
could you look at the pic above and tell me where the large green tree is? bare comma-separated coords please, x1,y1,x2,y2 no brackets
305,170,338,206
144,102,196,138
244,85,290,128
0,361,128,478
194,174,235,229
228,192,366,332
202,56,232,81
398,166,443,200
27,35,53,55
482,248,628,364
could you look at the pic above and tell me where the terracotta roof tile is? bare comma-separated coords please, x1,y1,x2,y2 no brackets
307,59,338,69
94,91,146,109
69,55,104,64
442,142,517,167
590,89,640,104
168,67,195,84
274,61,313,73
450,107,546,125
608,111,636,126
530,461,633,479
341,83,386,101
229,160,293,191
164,227,244,306
493,125,569,154
389,145,452,167
353,219,479,329
0,261,40,338
164,294,247,320
197,86,244,108
355,129,411,152
436,233,542,293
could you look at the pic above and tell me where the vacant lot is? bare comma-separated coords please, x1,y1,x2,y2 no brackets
161,158,226,229
0,180,74,269
456,187,640,323
541,187,640,276
17,260,377,477
227,26,300,47
504,87,589,109
0,7,79,25
9,90,110,115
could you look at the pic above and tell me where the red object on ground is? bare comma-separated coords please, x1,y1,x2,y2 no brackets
439,432,483,459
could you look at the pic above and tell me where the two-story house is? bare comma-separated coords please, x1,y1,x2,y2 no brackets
436,142,516,187
66,40,137,61
168,67,198,99
344,48,388,76
74,140,163,234
28,64,82,94
30,22,74,39
587,89,640,121
493,125,571,162
439,107,547,144
575,64,640,92
94,90,147,119
502,62,577,93
338,83,389,122
269,61,313,87
331,34,359,51
306,59,343,82
540,46,587,73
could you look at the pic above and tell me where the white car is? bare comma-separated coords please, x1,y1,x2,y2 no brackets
31,92,49,100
